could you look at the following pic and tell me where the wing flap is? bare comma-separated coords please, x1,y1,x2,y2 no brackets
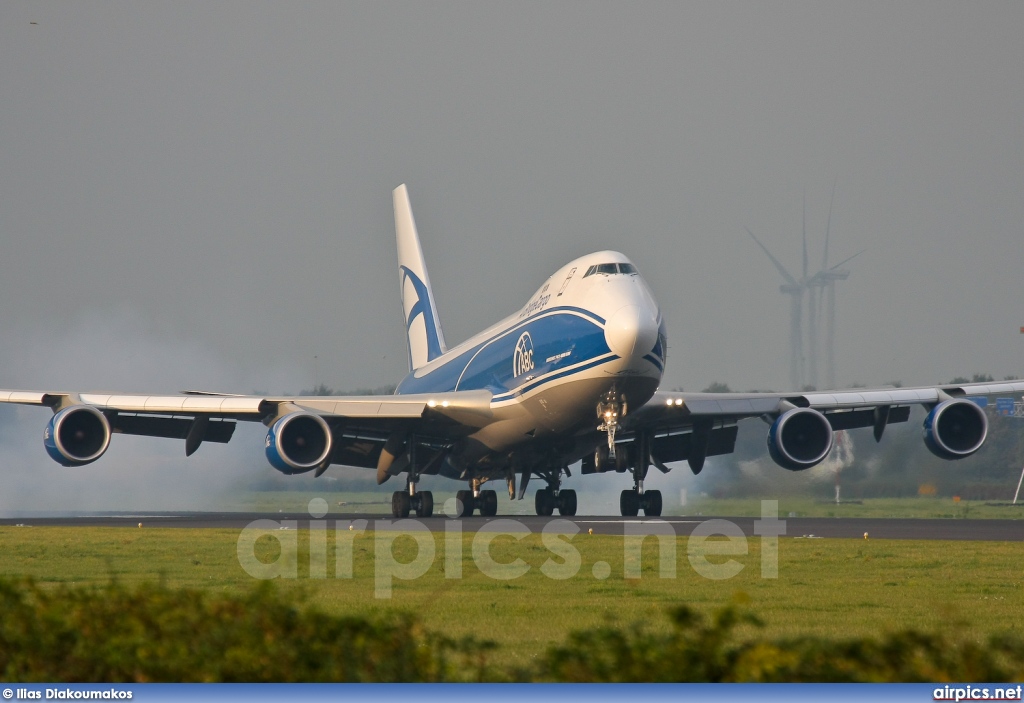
824,405,911,431
650,425,739,464
113,415,236,443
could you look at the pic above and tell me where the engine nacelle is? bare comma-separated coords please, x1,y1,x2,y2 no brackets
767,407,834,471
43,406,112,467
923,399,988,460
265,412,333,474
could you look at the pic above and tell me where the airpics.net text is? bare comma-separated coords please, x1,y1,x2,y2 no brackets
236,499,786,599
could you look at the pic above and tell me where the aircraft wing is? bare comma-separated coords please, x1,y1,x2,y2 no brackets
637,380,1024,424
0,388,492,472
0,389,492,425
621,380,1024,473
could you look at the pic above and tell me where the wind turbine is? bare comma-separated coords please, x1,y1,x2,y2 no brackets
747,184,863,391
744,226,806,390
805,183,863,390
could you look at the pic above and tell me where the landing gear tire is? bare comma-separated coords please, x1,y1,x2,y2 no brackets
455,489,475,518
557,489,577,516
535,488,555,516
415,490,434,518
594,445,609,473
641,489,662,517
615,445,629,473
392,491,411,518
480,489,498,517
619,489,640,517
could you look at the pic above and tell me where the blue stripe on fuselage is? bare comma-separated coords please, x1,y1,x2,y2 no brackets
491,353,617,403
395,307,610,396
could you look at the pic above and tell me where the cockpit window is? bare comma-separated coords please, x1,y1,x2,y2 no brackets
583,262,638,278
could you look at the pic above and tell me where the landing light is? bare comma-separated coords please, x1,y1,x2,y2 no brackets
442,400,450,408
675,398,683,406
666,399,673,406
427,400,437,408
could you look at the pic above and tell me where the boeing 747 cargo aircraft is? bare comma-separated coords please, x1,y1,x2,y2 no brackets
3,185,1020,518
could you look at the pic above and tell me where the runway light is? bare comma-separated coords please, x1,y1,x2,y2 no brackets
138,523,142,528
588,528,593,535
863,532,868,540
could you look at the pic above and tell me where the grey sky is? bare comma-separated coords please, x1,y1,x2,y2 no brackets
1,3,1022,506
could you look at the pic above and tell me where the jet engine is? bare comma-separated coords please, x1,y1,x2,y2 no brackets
265,412,333,474
44,406,112,467
923,399,988,460
767,407,834,471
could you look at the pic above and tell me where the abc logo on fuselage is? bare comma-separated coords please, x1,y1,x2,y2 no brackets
513,332,535,378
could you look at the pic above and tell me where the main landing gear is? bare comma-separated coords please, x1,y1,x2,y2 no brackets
610,427,663,517
391,486,433,518
390,436,434,518
453,478,498,518
619,486,662,517
532,467,577,516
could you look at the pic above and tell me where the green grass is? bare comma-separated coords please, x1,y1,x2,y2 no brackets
2,525,1022,668
680,496,1024,519
227,491,1024,519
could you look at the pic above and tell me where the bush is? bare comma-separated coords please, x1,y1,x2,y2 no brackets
3,579,1023,682
0,578,492,682
538,604,1024,682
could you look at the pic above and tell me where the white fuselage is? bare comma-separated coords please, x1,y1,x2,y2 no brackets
395,251,666,475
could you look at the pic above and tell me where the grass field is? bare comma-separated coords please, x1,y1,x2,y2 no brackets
682,496,1024,519
226,491,1024,519
2,522,1022,668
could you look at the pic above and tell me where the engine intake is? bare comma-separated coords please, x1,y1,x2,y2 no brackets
923,399,988,460
767,407,834,471
44,406,112,467
265,412,333,474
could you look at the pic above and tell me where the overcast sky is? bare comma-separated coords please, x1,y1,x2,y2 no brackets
4,0,1023,393
1,2,1022,508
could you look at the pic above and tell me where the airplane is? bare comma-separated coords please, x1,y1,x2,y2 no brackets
2,184,1021,519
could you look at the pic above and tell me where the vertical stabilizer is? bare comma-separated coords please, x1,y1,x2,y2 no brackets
394,184,447,371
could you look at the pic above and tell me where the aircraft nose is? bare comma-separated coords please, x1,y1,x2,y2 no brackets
604,304,659,360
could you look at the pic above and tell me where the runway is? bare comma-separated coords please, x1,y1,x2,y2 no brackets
2,512,1023,541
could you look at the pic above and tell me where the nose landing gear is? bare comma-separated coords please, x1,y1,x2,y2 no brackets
596,392,627,463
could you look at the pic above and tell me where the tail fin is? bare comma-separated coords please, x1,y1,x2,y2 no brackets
394,184,447,371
